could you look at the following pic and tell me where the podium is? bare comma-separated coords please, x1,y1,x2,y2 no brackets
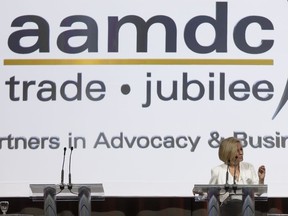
30,184,104,216
193,184,267,216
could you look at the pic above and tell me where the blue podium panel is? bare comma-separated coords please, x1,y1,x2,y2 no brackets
193,184,268,216
30,184,104,216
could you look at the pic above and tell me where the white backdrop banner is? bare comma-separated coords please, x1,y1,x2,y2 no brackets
0,0,288,197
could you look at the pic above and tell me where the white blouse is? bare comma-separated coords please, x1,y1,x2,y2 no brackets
209,162,259,202
209,162,258,185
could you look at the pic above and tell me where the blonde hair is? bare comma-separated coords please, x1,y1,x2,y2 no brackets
218,137,240,164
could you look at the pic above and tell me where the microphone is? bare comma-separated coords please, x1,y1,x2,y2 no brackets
60,147,67,190
67,147,74,190
232,156,238,193
224,159,230,191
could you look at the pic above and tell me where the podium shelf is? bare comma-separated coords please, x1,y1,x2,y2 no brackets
30,184,104,201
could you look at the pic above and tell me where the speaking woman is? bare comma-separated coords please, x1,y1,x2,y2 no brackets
209,137,266,216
